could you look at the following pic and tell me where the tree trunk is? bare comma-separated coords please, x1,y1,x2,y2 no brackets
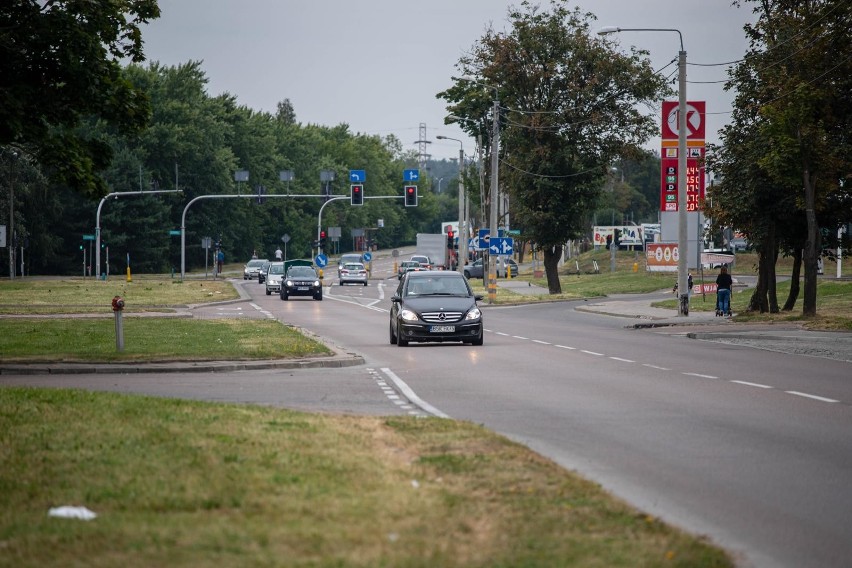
747,233,774,313
543,245,563,294
802,165,819,317
767,231,779,314
782,248,802,311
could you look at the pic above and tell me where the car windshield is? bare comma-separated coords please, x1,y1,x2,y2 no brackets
269,264,284,274
405,276,470,297
248,259,266,267
288,267,316,278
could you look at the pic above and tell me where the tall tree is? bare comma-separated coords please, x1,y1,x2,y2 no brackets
438,0,670,292
732,0,852,316
0,0,161,198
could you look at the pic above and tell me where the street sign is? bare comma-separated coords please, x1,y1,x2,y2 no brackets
83,234,95,241
169,230,181,236
363,252,372,262
478,229,490,250
349,169,366,182
403,169,419,182
281,234,291,243
489,237,514,256
315,254,328,267
201,237,211,249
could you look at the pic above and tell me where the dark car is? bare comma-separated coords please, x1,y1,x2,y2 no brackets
463,257,517,279
390,270,483,347
281,265,323,301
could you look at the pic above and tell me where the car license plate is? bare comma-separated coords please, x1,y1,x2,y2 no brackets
297,286,309,291
430,325,455,333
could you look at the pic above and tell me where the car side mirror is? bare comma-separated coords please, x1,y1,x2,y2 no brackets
474,294,484,301
391,295,401,303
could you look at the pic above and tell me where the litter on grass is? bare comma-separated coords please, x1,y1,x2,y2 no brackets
48,506,97,521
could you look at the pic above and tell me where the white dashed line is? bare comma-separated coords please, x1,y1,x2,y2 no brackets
731,380,773,389
496,332,510,336
609,357,635,363
643,364,671,371
786,391,839,403
512,335,529,340
683,372,718,379
532,340,551,345
555,345,576,350
580,350,604,356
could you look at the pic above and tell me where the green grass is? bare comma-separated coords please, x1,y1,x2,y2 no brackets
0,276,238,314
0,318,331,362
0,388,733,568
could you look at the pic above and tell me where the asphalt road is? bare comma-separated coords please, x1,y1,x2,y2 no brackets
3,270,852,568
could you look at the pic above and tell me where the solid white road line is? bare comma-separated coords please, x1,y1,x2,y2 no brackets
381,367,450,418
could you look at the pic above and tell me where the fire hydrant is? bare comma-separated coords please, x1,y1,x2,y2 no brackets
112,296,125,352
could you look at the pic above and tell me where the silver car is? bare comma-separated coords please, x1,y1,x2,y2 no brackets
243,258,268,280
339,262,368,286
264,262,286,295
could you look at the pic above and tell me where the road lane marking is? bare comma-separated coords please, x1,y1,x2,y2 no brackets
381,368,450,418
643,364,670,371
580,350,604,356
532,340,551,345
731,380,773,389
555,345,576,350
786,391,839,403
683,372,718,379
512,335,529,340
609,357,635,363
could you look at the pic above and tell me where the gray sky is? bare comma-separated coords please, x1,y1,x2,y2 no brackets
141,0,755,162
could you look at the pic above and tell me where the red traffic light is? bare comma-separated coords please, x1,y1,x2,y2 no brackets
320,231,326,238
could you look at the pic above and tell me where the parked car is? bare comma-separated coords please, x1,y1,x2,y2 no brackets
462,257,518,279
257,260,271,284
409,255,433,270
397,260,424,280
390,270,483,347
339,262,368,286
243,258,268,280
264,262,285,295
281,265,323,301
337,253,365,277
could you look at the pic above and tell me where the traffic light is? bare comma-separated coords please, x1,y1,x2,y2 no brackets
351,184,363,206
605,235,612,250
320,231,327,250
256,184,266,204
447,230,454,249
404,185,418,207
614,229,622,247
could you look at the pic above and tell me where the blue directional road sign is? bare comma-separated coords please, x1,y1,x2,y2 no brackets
315,254,328,267
362,252,372,262
489,237,514,256
403,169,420,182
349,170,366,183
477,229,490,250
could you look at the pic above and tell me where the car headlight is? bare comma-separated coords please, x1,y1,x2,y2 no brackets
465,307,482,320
313,280,321,287
286,280,293,286
400,309,419,322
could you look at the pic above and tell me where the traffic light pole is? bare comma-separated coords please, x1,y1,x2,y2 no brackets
180,193,325,280
96,189,182,280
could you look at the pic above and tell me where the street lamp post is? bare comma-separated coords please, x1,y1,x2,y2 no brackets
436,136,467,275
598,26,689,315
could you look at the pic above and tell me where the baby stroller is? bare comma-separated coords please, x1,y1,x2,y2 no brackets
715,288,732,317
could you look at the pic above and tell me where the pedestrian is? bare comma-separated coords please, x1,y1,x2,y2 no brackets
715,264,733,316
251,249,258,259
275,246,283,261
217,249,225,275
687,272,693,299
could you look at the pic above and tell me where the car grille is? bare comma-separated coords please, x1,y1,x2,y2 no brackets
420,311,464,323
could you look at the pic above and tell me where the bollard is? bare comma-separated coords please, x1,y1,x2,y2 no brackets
633,262,638,273
112,296,125,352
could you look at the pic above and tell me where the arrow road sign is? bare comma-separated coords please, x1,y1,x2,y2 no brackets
349,170,366,182
315,254,328,267
489,237,514,256
403,169,419,182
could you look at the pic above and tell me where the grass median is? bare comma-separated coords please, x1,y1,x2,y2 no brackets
0,387,733,567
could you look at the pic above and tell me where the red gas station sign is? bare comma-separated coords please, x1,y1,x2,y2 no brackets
660,100,706,212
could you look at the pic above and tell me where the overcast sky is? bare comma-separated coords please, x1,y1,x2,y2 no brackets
141,0,755,162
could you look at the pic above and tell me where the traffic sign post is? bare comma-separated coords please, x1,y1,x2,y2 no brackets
403,169,419,182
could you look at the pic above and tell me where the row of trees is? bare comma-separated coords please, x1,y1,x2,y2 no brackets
706,0,851,315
